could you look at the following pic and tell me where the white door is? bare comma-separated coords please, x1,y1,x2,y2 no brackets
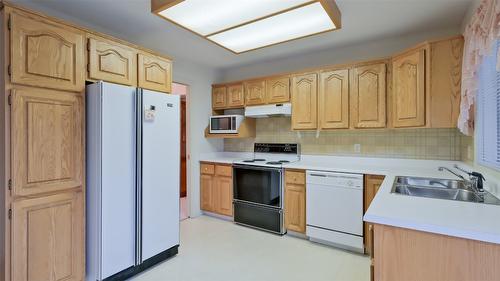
101,82,137,278
141,89,180,261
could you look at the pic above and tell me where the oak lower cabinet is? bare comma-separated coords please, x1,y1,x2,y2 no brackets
11,191,84,281
363,175,385,256
200,162,233,216
291,73,318,130
9,9,85,92
88,34,138,86
351,63,387,128
284,170,306,233
392,48,426,128
244,80,266,106
138,52,172,93
372,224,500,281
318,69,349,129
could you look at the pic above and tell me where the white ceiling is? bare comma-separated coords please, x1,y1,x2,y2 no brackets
11,0,473,71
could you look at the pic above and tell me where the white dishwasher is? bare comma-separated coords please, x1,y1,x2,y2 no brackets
306,170,364,253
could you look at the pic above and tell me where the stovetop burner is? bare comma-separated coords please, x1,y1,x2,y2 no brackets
265,160,291,165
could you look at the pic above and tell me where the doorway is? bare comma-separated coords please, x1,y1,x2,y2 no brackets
172,82,189,220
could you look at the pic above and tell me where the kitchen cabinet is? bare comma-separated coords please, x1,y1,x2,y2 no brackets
10,87,83,197
284,170,306,233
364,175,385,256
266,76,290,104
392,48,426,128
200,162,233,216
9,10,85,92
88,34,138,86
351,63,387,128
138,52,172,93
212,86,227,109
291,73,318,130
11,191,84,281
245,80,266,106
319,69,349,129
372,224,500,281
227,84,245,108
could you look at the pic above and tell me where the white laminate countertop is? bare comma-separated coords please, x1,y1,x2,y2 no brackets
199,153,500,245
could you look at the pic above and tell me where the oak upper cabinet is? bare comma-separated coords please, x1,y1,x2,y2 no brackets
291,73,318,130
9,10,85,92
227,84,245,108
266,76,290,104
11,192,84,281
364,175,385,256
138,52,172,93
319,69,349,129
392,48,426,128
11,87,83,197
351,63,387,128
212,86,227,109
88,35,138,86
245,80,266,106
284,170,306,233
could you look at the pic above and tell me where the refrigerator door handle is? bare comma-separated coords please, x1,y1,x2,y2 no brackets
135,88,143,266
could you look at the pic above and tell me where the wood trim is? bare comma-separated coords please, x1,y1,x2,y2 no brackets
319,0,342,29
151,0,184,13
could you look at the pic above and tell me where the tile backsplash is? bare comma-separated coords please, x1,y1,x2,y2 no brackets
224,117,468,160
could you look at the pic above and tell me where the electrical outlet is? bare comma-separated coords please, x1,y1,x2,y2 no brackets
354,144,361,153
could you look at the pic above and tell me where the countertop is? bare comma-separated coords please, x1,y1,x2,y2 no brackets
199,153,500,244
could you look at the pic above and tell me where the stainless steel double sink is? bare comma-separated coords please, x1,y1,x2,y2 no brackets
391,176,500,205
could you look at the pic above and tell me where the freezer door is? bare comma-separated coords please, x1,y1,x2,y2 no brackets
100,82,137,278
140,89,180,261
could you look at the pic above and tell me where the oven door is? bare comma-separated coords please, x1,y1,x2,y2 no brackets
233,164,282,208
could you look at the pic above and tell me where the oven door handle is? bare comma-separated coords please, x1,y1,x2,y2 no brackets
232,164,283,172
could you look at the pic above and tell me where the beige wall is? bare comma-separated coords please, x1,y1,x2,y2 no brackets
225,117,466,161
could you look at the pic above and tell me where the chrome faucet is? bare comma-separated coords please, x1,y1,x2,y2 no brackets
438,166,466,180
438,165,486,193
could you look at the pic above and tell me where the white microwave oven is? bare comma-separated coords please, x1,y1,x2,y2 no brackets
209,115,244,134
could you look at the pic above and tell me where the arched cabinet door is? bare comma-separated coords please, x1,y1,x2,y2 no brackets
138,53,172,93
9,10,85,92
266,76,290,104
319,69,349,129
244,80,266,106
291,73,318,130
88,35,137,86
392,49,426,128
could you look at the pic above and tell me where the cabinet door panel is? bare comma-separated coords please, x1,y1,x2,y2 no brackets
138,53,172,93
393,49,426,127
11,192,84,281
364,175,385,256
200,174,214,211
319,69,349,129
291,73,318,130
227,84,244,108
285,183,306,233
245,80,266,106
88,36,137,86
216,176,233,216
266,76,290,104
212,86,227,109
11,88,83,197
10,11,85,92
351,63,387,128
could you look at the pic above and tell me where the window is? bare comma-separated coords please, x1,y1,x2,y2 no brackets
477,39,500,171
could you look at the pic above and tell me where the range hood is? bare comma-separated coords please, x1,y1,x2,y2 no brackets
245,103,291,118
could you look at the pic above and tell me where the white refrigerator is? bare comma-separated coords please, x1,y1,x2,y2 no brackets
86,81,180,281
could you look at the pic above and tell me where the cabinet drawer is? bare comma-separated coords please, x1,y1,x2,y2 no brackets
285,170,305,185
215,165,232,177
201,163,215,175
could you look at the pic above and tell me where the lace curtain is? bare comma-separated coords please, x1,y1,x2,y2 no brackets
459,0,500,135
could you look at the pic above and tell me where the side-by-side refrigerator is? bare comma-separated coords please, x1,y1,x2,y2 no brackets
86,81,180,281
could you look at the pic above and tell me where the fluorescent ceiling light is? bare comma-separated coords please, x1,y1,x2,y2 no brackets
152,0,341,54
208,2,335,53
